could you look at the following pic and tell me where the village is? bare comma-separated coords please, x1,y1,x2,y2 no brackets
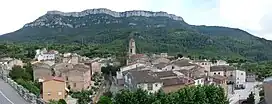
0,38,266,104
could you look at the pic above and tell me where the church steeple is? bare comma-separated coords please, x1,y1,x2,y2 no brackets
128,38,136,56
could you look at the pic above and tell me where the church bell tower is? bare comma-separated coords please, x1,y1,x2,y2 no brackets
128,38,136,57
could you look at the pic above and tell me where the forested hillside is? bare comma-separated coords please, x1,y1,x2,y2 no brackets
0,9,271,61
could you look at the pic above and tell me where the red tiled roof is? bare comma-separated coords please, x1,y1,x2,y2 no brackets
43,76,65,82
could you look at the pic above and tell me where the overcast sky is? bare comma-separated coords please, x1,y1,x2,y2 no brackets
0,0,272,39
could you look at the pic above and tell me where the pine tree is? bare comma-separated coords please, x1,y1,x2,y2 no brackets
246,92,255,104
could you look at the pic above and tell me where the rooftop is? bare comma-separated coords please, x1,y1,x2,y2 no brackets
128,70,161,84
162,77,194,86
43,76,65,82
210,65,235,72
154,71,177,78
172,59,195,67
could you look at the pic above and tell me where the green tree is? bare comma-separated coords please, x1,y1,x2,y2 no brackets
71,90,93,104
98,96,112,104
246,92,255,104
58,99,67,104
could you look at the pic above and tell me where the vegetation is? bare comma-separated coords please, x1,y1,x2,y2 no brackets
101,65,120,77
246,92,255,104
240,61,272,80
1,13,272,62
9,64,40,95
98,85,228,104
71,90,93,104
48,99,67,104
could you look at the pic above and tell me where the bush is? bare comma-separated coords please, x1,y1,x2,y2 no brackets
15,78,40,95
58,99,67,104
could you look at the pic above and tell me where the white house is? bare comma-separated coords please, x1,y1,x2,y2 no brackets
124,70,163,93
210,65,246,88
211,60,229,66
35,48,57,61
228,70,246,88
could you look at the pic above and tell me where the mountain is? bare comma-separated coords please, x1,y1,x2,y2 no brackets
1,8,272,61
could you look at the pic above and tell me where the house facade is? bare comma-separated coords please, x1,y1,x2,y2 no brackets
246,73,256,82
61,64,91,91
162,77,194,93
42,76,66,102
35,48,57,61
124,70,163,93
33,62,53,82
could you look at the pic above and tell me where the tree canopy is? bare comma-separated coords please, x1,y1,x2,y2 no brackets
99,85,228,104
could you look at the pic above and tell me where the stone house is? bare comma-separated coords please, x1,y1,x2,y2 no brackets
0,58,23,70
124,70,163,93
246,73,256,82
42,76,66,102
154,70,194,93
191,59,212,72
190,66,207,86
61,64,91,91
90,61,101,74
53,63,74,77
161,77,194,93
33,62,53,82
210,75,228,96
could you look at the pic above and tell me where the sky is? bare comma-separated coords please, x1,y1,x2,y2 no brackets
0,0,272,39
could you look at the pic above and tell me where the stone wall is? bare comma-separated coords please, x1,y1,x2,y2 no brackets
0,69,47,104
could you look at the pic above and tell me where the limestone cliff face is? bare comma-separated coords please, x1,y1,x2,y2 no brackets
24,8,184,28
46,8,183,21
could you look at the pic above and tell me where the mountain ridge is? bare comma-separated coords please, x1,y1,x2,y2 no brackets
1,8,272,61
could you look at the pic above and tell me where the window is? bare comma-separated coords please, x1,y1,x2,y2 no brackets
73,83,76,87
218,72,220,74
241,73,243,75
147,84,153,90
66,76,68,80
202,63,204,65
172,66,175,69
155,84,158,87
58,92,62,96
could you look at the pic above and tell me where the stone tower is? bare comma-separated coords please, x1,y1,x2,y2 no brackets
128,38,136,56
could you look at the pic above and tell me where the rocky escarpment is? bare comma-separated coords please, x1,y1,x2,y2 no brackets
46,8,184,21
24,8,184,28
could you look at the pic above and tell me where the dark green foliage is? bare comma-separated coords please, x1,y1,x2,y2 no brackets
9,65,32,81
241,61,272,80
16,78,40,95
99,85,228,104
246,92,255,104
58,99,67,104
1,13,272,61
101,65,120,76
71,90,93,104
98,96,112,104
103,91,113,98
9,63,40,95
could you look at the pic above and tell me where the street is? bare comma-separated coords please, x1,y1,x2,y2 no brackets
0,78,29,104
228,82,261,104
